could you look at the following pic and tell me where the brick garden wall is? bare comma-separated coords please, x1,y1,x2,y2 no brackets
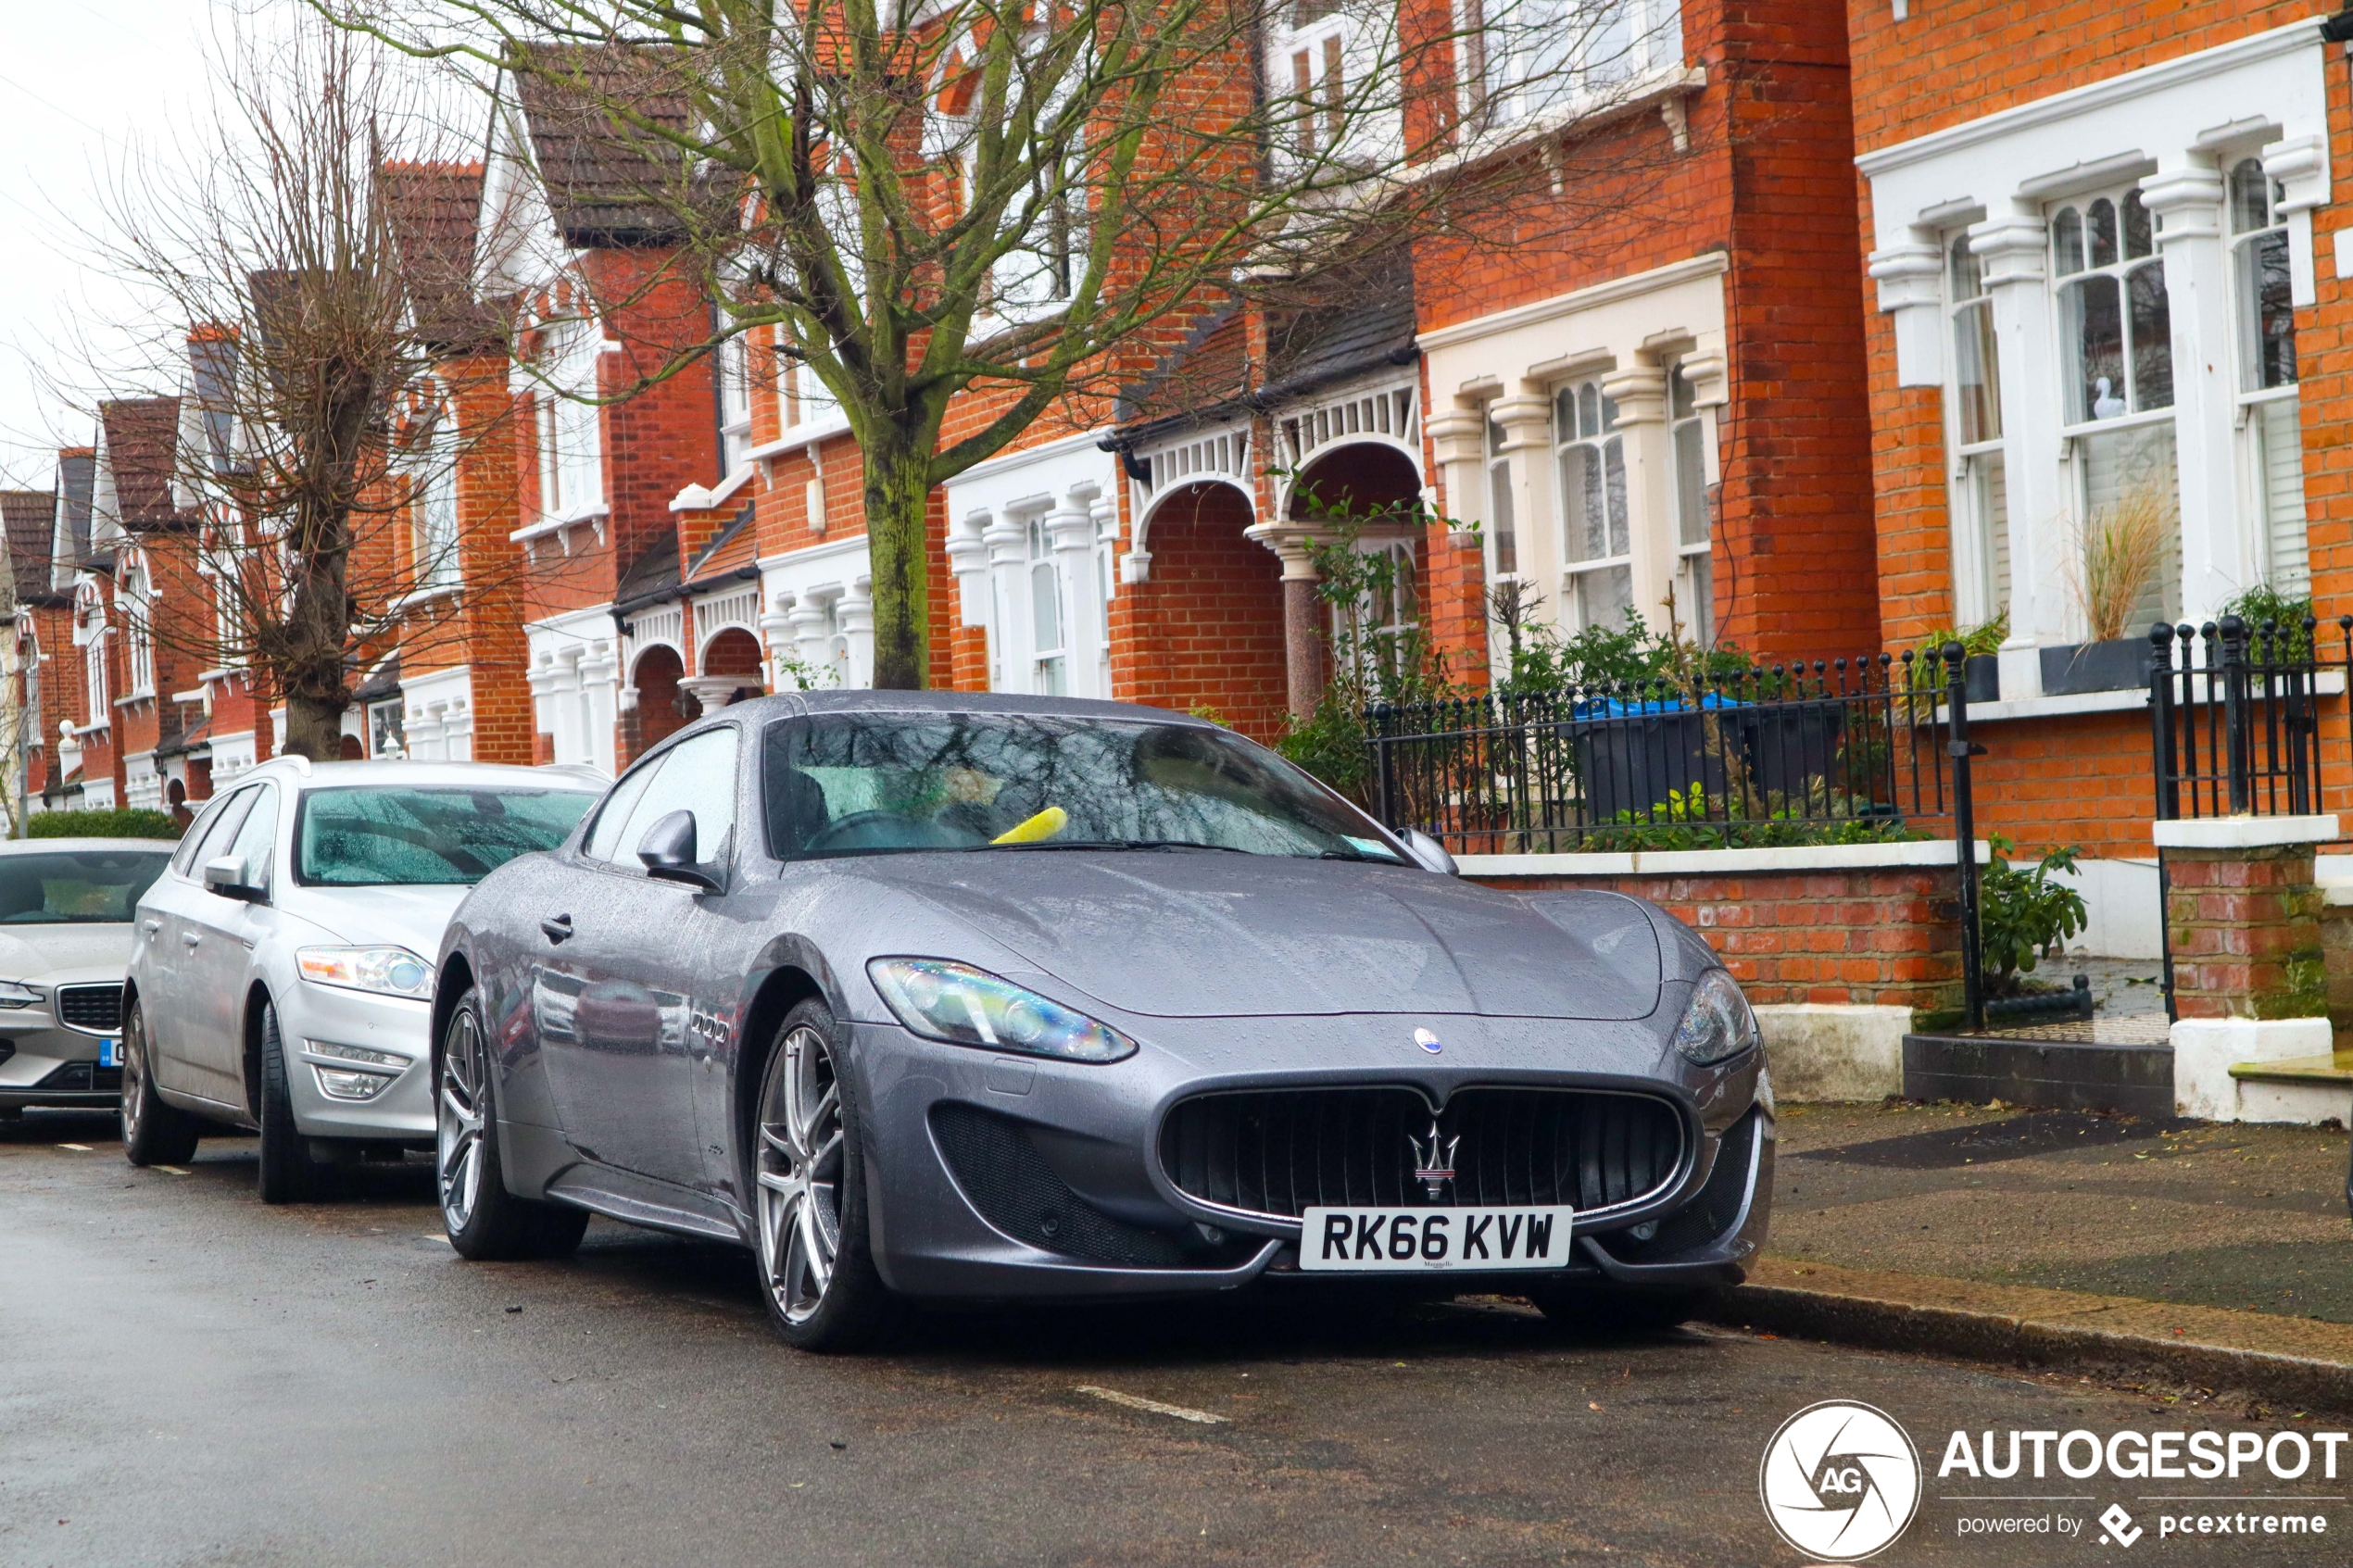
1474,859,1967,1013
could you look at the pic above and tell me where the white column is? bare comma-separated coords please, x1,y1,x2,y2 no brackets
946,510,991,630
1867,240,1946,388
837,579,875,688
576,640,618,776
983,509,1029,691
1599,363,1674,634
790,592,835,678
2143,160,2240,623
1048,489,1101,698
1091,489,1118,695
758,591,795,685
1975,214,2064,696
1424,405,1486,539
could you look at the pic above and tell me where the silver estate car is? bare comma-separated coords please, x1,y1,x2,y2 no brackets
120,758,601,1199
0,837,175,1116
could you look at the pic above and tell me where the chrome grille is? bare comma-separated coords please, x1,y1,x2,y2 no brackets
1158,1085,1686,1223
55,985,122,1035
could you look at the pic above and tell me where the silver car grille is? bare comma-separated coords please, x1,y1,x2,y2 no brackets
55,985,123,1035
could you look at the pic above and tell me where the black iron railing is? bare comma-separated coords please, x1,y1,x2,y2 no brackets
1365,652,1959,855
2149,615,2346,821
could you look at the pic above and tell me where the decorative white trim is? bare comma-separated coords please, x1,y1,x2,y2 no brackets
744,414,854,465
1458,839,1991,879
1856,17,2328,176
509,503,610,546
1416,252,1730,352
671,465,757,512
2151,813,2338,849
945,427,1112,486
391,583,465,613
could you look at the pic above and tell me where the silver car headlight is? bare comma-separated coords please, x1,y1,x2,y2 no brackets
296,946,434,1000
0,981,41,1009
867,958,1138,1064
1673,969,1760,1067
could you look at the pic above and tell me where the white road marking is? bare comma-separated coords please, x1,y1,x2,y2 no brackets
156,1166,190,1176
1073,1385,1229,1424
58,1143,93,1151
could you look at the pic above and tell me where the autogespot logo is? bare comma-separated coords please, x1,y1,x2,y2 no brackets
1760,1400,1924,1562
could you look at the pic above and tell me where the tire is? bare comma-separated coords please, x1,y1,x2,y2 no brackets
751,999,899,1352
256,999,332,1204
438,985,586,1261
1526,1284,1716,1336
121,997,202,1167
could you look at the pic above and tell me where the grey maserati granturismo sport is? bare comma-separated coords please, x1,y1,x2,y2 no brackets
431,691,1773,1351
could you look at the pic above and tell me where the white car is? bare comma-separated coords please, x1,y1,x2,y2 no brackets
0,837,176,1116
120,758,603,1199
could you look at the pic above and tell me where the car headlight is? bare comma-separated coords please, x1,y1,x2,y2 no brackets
1673,969,1760,1067
0,981,41,1009
867,957,1137,1064
296,946,434,1000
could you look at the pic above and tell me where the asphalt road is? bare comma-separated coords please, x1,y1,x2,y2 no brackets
5,1110,2347,1568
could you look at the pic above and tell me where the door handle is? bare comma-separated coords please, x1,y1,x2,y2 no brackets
182,933,202,948
142,919,161,935
540,914,574,944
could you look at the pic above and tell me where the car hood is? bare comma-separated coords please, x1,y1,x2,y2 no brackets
275,884,472,950
842,853,1662,1020
0,922,136,980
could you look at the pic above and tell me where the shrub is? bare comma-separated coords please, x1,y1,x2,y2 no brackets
1978,834,2087,996
28,808,183,841
1277,690,1372,804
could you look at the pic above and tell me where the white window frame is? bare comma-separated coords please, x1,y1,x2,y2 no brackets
1470,0,1683,130
1025,515,1068,696
1552,377,1631,633
414,408,462,593
717,324,753,472
120,558,154,699
2226,154,2309,596
1943,232,2008,629
535,317,604,522
1666,356,1717,646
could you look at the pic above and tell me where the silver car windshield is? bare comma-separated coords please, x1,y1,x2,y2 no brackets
0,848,172,923
763,714,1407,862
294,787,598,886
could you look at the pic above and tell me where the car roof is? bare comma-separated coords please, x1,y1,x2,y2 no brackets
0,836,179,855
718,690,1223,726
234,758,610,793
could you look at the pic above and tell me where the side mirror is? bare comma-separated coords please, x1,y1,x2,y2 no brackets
636,809,721,892
1403,829,1459,877
203,855,266,903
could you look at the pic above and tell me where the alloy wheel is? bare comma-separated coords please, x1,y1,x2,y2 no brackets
437,1010,489,1233
120,1009,146,1146
757,1024,844,1324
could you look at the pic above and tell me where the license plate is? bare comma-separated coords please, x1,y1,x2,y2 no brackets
1299,1205,1575,1272
98,1038,120,1068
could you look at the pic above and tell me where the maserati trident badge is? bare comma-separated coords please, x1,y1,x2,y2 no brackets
1410,1120,1460,1200
1413,1027,1442,1054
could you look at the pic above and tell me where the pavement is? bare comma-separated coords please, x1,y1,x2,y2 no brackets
1723,1100,2353,1410
10,1105,2353,1566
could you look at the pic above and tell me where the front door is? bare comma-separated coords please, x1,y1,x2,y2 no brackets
138,790,249,1096
535,725,740,1189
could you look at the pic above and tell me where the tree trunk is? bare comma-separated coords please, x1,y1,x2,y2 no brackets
273,528,354,759
864,431,935,691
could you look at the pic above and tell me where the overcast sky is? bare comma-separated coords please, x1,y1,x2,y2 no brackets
0,0,484,494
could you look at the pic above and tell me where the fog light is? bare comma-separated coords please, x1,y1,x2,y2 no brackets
314,1065,395,1101
305,1039,405,1069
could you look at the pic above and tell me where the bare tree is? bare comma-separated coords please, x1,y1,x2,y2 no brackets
84,21,502,759
324,0,1698,687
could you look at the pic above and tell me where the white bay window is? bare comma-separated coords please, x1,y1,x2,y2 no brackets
2232,157,2309,595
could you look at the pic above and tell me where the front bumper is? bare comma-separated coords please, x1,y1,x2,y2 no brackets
0,998,123,1110
280,981,436,1142
830,1013,1772,1303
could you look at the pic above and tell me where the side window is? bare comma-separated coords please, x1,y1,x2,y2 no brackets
221,783,280,890
581,759,663,863
171,793,240,876
610,726,741,869
184,788,258,877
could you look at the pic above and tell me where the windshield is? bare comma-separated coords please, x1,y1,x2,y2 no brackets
0,848,172,924
763,714,1405,862
295,787,597,886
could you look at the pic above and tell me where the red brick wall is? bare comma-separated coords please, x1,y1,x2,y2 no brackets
1477,860,1965,1012
1110,482,1290,742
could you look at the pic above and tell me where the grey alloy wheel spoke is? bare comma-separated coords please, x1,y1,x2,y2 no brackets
760,1024,845,1323
438,1017,484,1229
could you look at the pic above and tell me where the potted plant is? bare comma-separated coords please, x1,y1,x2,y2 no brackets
2041,483,2172,696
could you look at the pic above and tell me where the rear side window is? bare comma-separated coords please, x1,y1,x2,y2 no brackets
182,787,258,877
170,794,237,875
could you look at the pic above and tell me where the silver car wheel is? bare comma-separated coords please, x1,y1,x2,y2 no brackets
120,1011,147,1146
757,1024,843,1325
437,1010,489,1233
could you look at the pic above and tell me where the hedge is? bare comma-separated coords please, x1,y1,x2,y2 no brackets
28,808,183,841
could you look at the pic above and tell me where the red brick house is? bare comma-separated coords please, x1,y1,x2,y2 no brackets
1849,2,2353,956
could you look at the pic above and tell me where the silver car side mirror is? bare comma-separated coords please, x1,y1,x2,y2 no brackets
637,809,722,893
1403,829,1459,877
203,855,266,903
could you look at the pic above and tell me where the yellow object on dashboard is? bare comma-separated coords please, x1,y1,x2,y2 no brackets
991,806,1068,845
